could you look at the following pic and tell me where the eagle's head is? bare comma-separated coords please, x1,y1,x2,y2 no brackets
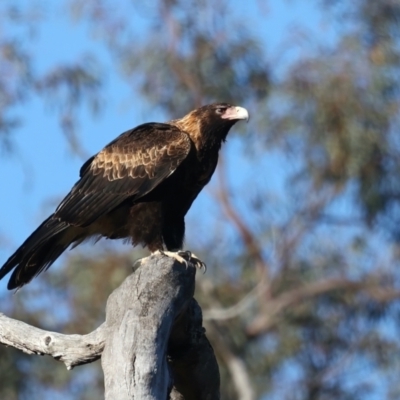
174,103,249,146
197,102,249,127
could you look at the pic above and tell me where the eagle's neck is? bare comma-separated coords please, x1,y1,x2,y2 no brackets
170,114,229,158
170,114,202,148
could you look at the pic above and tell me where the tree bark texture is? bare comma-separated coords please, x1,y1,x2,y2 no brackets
0,253,220,400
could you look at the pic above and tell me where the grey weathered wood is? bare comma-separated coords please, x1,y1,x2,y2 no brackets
102,253,196,400
0,253,220,400
169,298,220,400
0,314,105,369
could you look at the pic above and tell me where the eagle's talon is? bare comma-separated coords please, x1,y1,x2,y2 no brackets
159,250,206,273
200,261,207,274
132,258,143,270
181,251,207,274
160,250,189,267
182,250,192,259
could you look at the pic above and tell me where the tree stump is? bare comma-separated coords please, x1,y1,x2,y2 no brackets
0,253,220,399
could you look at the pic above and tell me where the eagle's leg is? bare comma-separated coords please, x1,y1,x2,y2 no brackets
156,216,207,272
156,250,207,273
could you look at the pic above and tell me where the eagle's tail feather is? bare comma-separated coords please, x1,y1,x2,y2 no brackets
0,215,74,290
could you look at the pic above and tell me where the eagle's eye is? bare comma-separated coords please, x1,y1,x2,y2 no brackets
216,107,226,114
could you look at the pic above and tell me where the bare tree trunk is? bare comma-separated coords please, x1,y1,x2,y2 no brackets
0,253,220,400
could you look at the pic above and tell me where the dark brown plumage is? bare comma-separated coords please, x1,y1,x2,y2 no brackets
0,103,249,290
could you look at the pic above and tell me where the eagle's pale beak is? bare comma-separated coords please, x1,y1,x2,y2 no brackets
221,106,249,122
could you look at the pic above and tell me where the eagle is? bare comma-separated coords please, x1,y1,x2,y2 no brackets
0,103,249,290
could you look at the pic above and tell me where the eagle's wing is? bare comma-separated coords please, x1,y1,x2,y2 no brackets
55,123,192,226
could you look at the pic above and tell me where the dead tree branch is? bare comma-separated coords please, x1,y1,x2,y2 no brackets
0,314,105,369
